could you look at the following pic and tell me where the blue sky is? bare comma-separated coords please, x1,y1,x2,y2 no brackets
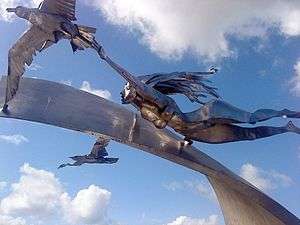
0,1,300,225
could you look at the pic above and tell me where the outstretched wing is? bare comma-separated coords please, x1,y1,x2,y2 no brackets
91,136,110,158
138,71,220,104
5,26,52,104
39,0,77,21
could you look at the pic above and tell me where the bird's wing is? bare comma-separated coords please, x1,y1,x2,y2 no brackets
138,71,220,104
39,0,77,21
91,137,110,157
5,26,52,104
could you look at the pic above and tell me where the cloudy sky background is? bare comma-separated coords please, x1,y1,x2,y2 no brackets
0,0,299,225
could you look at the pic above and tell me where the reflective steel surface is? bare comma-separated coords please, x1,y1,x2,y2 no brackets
0,76,299,225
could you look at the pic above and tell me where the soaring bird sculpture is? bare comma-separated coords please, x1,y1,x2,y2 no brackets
58,136,119,169
3,0,106,113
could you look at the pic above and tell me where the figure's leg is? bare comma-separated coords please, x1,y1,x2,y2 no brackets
184,121,300,144
185,100,300,124
250,108,300,124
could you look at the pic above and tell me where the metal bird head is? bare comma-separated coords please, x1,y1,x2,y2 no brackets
6,6,30,20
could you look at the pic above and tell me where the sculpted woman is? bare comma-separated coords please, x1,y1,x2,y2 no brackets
100,54,300,145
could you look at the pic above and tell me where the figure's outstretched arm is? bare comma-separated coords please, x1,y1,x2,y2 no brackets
181,121,300,144
101,55,170,110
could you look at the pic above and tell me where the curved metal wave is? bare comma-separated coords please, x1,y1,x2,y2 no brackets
0,76,299,225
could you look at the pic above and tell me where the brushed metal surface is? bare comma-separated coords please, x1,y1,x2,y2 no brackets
0,76,299,225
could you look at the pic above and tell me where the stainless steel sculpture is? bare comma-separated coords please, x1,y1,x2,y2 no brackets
58,136,119,169
3,0,105,112
101,56,300,144
2,1,299,224
0,76,299,225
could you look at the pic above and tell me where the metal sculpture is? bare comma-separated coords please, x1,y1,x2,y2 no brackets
0,77,299,225
100,55,300,144
2,1,299,224
58,136,119,169
3,0,105,112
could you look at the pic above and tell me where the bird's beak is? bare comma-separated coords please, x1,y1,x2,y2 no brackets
6,8,17,13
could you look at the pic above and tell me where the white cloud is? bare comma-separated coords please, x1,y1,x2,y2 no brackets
163,181,183,192
61,80,73,86
0,164,64,218
240,163,293,191
0,134,28,145
0,182,7,191
0,215,26,225
166,215,219,225
291,60,300,96
163,180,216,201
80,81,112,99
86,0,300,61
184,181,216,200
61,185,112,225
0,164,115,225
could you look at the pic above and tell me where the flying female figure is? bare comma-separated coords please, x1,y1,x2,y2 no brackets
100,54,300,144
3,0,106,112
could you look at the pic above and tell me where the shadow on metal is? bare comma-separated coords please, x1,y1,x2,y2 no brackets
0,76,299,225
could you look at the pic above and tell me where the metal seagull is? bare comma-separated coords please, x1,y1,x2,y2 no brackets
58,136,119,169
3,0,106,113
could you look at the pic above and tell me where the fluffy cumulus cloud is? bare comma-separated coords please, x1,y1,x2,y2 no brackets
0,134,28,145
291,60,300,96
80,81,112,99
61,185,112,225
85,0,300,61
0,164,115,225
240,163,293,191
0,164,64,218
166,215,219,225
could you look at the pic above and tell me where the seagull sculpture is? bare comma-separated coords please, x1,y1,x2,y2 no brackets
3,0,106,112
58,136,119,169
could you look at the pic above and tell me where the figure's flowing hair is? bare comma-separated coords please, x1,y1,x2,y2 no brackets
138,71,219,104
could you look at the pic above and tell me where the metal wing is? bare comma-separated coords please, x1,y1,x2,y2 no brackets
138,71,220,104
5,26,52,104
90,136,110,157
39,0,77,21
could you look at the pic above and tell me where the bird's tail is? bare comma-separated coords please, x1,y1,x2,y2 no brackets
70,24,102,53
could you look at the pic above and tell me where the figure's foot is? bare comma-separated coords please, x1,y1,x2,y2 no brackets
286,121,300,134
281,109,300,119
